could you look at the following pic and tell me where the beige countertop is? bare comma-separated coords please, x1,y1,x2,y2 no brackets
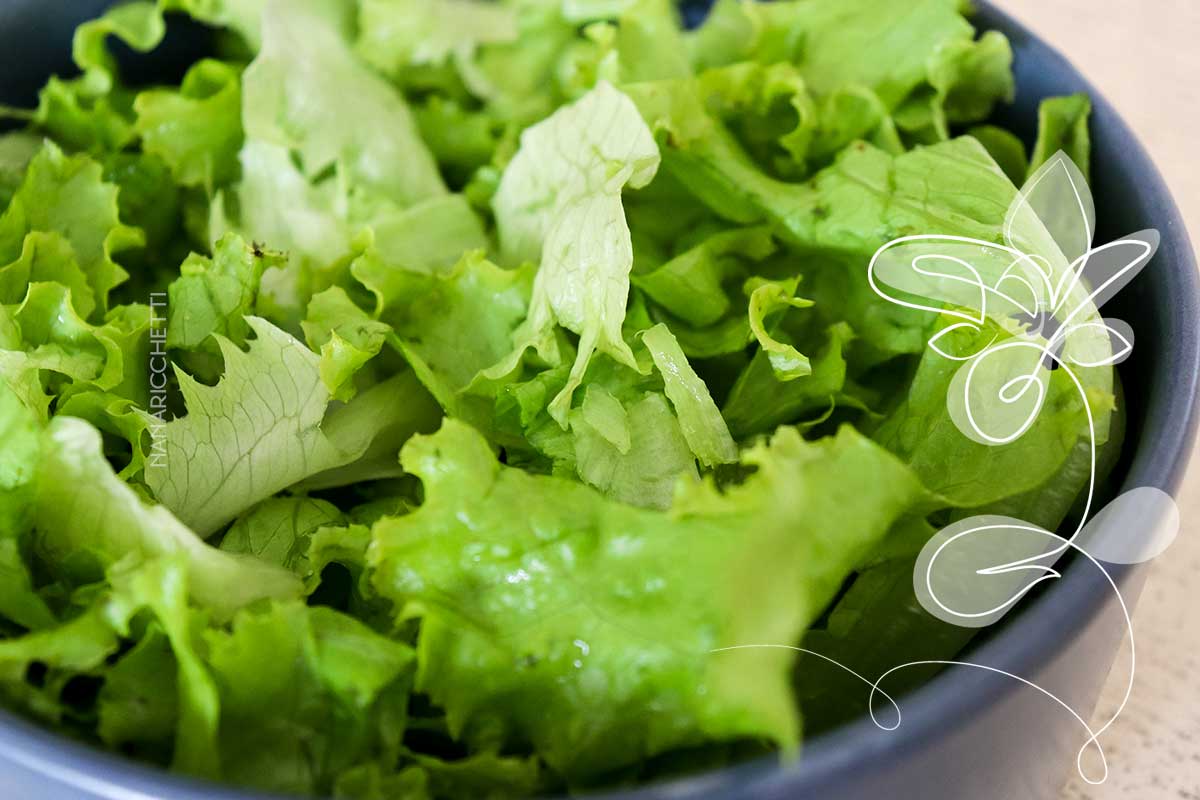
994,1,1200,797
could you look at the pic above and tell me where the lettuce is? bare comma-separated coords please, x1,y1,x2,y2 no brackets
0,142,142,317
203,601,414,795
492,81,660,423
370,420,923,782
242,0,445,207
134,59,244,190
0,0,1117,796
144,317,430,536
35,416,301,616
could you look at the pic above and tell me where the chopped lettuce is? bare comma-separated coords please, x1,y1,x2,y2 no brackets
370,419,923,782
144,317,427,536
0,0,1118,797
243,0,445,207
0,142,142,317
492,80,660,423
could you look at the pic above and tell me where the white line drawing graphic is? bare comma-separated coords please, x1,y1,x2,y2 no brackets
718,151,1179,785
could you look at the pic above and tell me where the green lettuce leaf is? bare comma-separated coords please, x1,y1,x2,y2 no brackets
301,286,392,402
220,496,345,575
353,249,533,427
370,419,923,781
355,0,520,74
134,59,244,190
19,1,164,153
569,383,697,510
0,142,142,317
0,382,55,631
166,233,283,352
491,81,660,424
242,0,445,207
641,323,736,466
203,601,414,796
0,132,40,210
0,283,147,418
144,317,426,536
34,416,302,616
870,316,1109,508
1029,93,1091,180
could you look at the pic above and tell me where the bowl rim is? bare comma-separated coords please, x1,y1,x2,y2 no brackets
0,2,1197,799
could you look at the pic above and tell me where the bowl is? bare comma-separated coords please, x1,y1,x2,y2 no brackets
1,2,1197,799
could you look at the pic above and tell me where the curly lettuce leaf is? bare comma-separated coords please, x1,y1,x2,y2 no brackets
870,317,1109,508
144,317,427,536
723,322,855,438
34,416,302,616
641,323,736,466
219,496,345,575
134,58,244,190
685,0,1010,124
0,142,142,318
0,132,39,210
166,233,283,352
492,81,660,424
0,283,151,418
18,1,164,153
1029,93,1091,181
301,286,392,402
370,419,923,782
203,601,414,796
893,31,1014,144
355,0,520,73
242,0,445,207
570,389,697,510
353,249,533,426
0,382,55,631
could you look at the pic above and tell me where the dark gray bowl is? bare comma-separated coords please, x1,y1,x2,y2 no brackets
1,2,1196,799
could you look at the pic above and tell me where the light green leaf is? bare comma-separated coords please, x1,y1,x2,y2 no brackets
641,323,736,466
144,317,380,535
135,59,244,189
35,416,302,617
0,142,143,317
492,81,660,423
243,0,445,207
356,0,519,73
166,233,283,351
370,419,923,780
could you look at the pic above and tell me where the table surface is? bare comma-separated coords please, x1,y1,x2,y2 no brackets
994,1,1200,797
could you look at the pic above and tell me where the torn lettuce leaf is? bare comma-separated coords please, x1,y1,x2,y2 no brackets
203,601,415,796
143,317,426,536
0,132,40,210
570,389,697,510
0,142,142,318
353,249,533,428
242,0,445,207
220,496,345,575
166,233,283,352
0,282,151,419
0,381,56,631
370,419,923,781
355,0,520,74
1029,93,1092,181
641,323,736,466
491,81,660,424
869,316,1111,509
134,58,244,190
301,286,393,402
34,416,301,617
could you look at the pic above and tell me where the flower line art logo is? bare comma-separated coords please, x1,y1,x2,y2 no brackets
717,151,1180,786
